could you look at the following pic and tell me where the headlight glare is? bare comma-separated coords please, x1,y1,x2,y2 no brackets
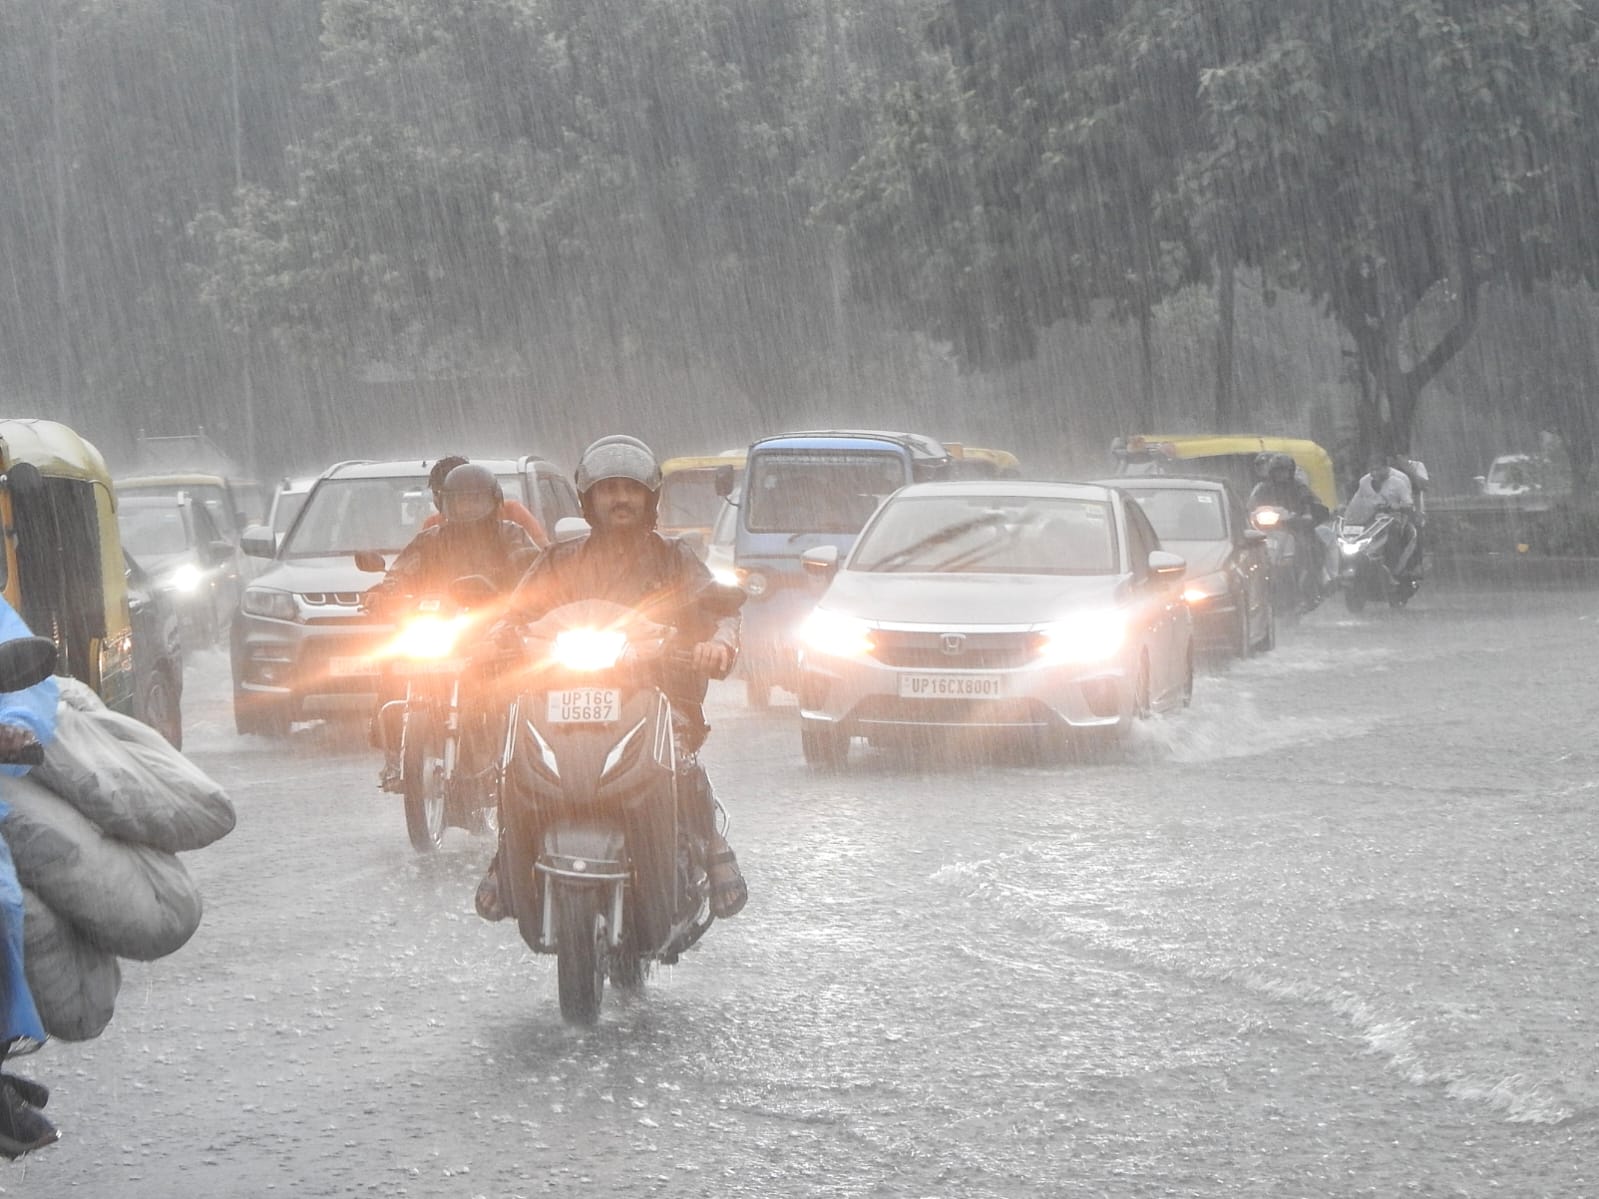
388,614,467,660
1181,573,1228,605
552,629,628,672
1037,609,1126,664
797,608,874,658
164,563,204,593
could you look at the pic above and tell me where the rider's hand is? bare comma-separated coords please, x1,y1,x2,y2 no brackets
691,641,734,678
0,723,40,759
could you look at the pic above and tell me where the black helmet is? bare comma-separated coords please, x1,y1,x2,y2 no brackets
438,463,502,525
575,436,661,523
428,455,469,493
1268,453,1296,481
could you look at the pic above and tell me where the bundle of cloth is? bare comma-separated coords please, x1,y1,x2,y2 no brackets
3,677,235,1041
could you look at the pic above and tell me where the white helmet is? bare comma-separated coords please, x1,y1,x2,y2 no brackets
574,435,662,494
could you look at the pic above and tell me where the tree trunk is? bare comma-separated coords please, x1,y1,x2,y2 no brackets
1137,306,1155,428
1213,245,1236,428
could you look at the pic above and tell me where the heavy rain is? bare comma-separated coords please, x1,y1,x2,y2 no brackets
2,1,1598,1195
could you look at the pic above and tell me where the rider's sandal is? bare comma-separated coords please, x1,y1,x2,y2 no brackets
707,850,747,919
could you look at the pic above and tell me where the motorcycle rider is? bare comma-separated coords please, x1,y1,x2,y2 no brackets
1344,453,1419,578
420,455,549,548
472,435,749,922
363,464,538,788
1248,452,1330,601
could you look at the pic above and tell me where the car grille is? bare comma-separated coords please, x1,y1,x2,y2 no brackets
870,629,1039,670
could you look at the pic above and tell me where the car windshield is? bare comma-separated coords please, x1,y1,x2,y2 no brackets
272,490,309,535
853,495,1118,575
1122,488,1227,542
746,452,905,534
659,471,728,529
281,476,432,557
123,482,234,535
118,505,190,556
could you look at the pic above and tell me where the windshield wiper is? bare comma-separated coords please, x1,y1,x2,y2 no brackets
863,513,1006,572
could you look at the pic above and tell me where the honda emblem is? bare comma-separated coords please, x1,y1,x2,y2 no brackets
941,633,966,656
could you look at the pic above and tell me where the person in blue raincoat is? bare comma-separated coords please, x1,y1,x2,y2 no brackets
0,595,60,1158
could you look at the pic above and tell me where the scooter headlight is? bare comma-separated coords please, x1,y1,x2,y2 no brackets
1253,508,1282,529
551,628,628,672
388,614,468,660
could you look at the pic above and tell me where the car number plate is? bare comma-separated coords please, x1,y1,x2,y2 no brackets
548,688,621,724
327,656,375,678
898,673,1004,699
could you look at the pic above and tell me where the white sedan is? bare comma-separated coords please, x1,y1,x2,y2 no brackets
795,481,1193,768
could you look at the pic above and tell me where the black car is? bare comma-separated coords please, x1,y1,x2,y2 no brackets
1100,476,1275,658
117,492,245,650
124,551,185,748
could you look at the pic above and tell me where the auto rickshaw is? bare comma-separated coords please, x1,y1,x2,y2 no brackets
0,418,136,714
1114,434,1339,509
658,450,747,555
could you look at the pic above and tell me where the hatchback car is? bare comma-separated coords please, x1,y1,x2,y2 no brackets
117,493,245,648
1099,477,1274,659
795,481,1193,767
231,455,575,736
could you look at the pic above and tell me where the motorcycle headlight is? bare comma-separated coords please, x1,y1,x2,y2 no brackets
388,614,467,660
551,628,628,672
163,563,204,594
1253,508,1282,529
1340,539,1363,556
797,608,874,658
1037,609,1126,664
1181,573,1228,606
241,587,297,621
710,566,741,588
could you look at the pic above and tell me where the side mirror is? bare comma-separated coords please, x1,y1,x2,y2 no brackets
353,549,386,573
449,574,499,609
0,635,57,693
554,516,590,543
1473,475,1487,492
713,464,736,499
1243,529,1268,546
241,524,277,559
801,544,841,580
1148,549,1186,580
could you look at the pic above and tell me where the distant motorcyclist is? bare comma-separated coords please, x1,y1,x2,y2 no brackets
472,435,748,922
1344,455,1419,578
363,464,537,786
1248,453,1329,601
420,455,549,548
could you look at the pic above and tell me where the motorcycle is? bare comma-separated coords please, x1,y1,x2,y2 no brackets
490,593,739,1025
1334,510,1419,612
1251,505,1319,617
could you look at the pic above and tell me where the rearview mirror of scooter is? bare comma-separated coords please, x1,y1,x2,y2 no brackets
0,636,57,694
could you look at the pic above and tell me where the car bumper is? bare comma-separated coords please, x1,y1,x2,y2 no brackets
231,613,393,715
798,646,1134,735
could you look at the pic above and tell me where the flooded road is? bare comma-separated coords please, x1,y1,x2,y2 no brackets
24,583,1599,1197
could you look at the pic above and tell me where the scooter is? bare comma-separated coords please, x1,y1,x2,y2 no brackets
1251,506,1321,618
491,595,736,1025
1334,510,1420,612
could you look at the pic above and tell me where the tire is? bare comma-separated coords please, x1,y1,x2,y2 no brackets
745,677,771,710
402,714,447,853
140,666,183,750
800,719,847,770
556,887,607,1026
1344,584,1366,614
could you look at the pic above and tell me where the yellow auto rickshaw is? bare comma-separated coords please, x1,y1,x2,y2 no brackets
945,444,1022,480
1118,434,1339,509
659,451,747,553
0,418,136,713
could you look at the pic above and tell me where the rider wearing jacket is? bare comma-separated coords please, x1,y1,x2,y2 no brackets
473,436,749,922
363,464,537,786
1248,453,1330,600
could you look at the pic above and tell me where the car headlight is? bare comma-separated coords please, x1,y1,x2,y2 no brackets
387,614,467,660
163,563,204,594
241,587,297,621
551,628,628,672
710,566,741,588
1036,609,1126,664
1182,573,1228,606
797,607,874,658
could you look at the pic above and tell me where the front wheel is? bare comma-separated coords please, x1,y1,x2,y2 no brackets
556,887,607,1026
801,719,848,770
1344,582,1367,614
140,667,183,750
402,713,448,853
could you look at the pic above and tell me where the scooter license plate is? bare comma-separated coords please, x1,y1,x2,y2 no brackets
547,688,621,724
898,673,1005,699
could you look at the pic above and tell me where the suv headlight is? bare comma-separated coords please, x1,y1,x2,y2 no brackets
241,587,297,621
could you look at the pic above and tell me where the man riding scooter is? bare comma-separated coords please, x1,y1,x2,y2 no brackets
473,436,749,922
1344,454,1420,581
1248,452,1330,605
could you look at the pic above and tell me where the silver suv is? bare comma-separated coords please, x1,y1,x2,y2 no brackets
230,456,577,736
